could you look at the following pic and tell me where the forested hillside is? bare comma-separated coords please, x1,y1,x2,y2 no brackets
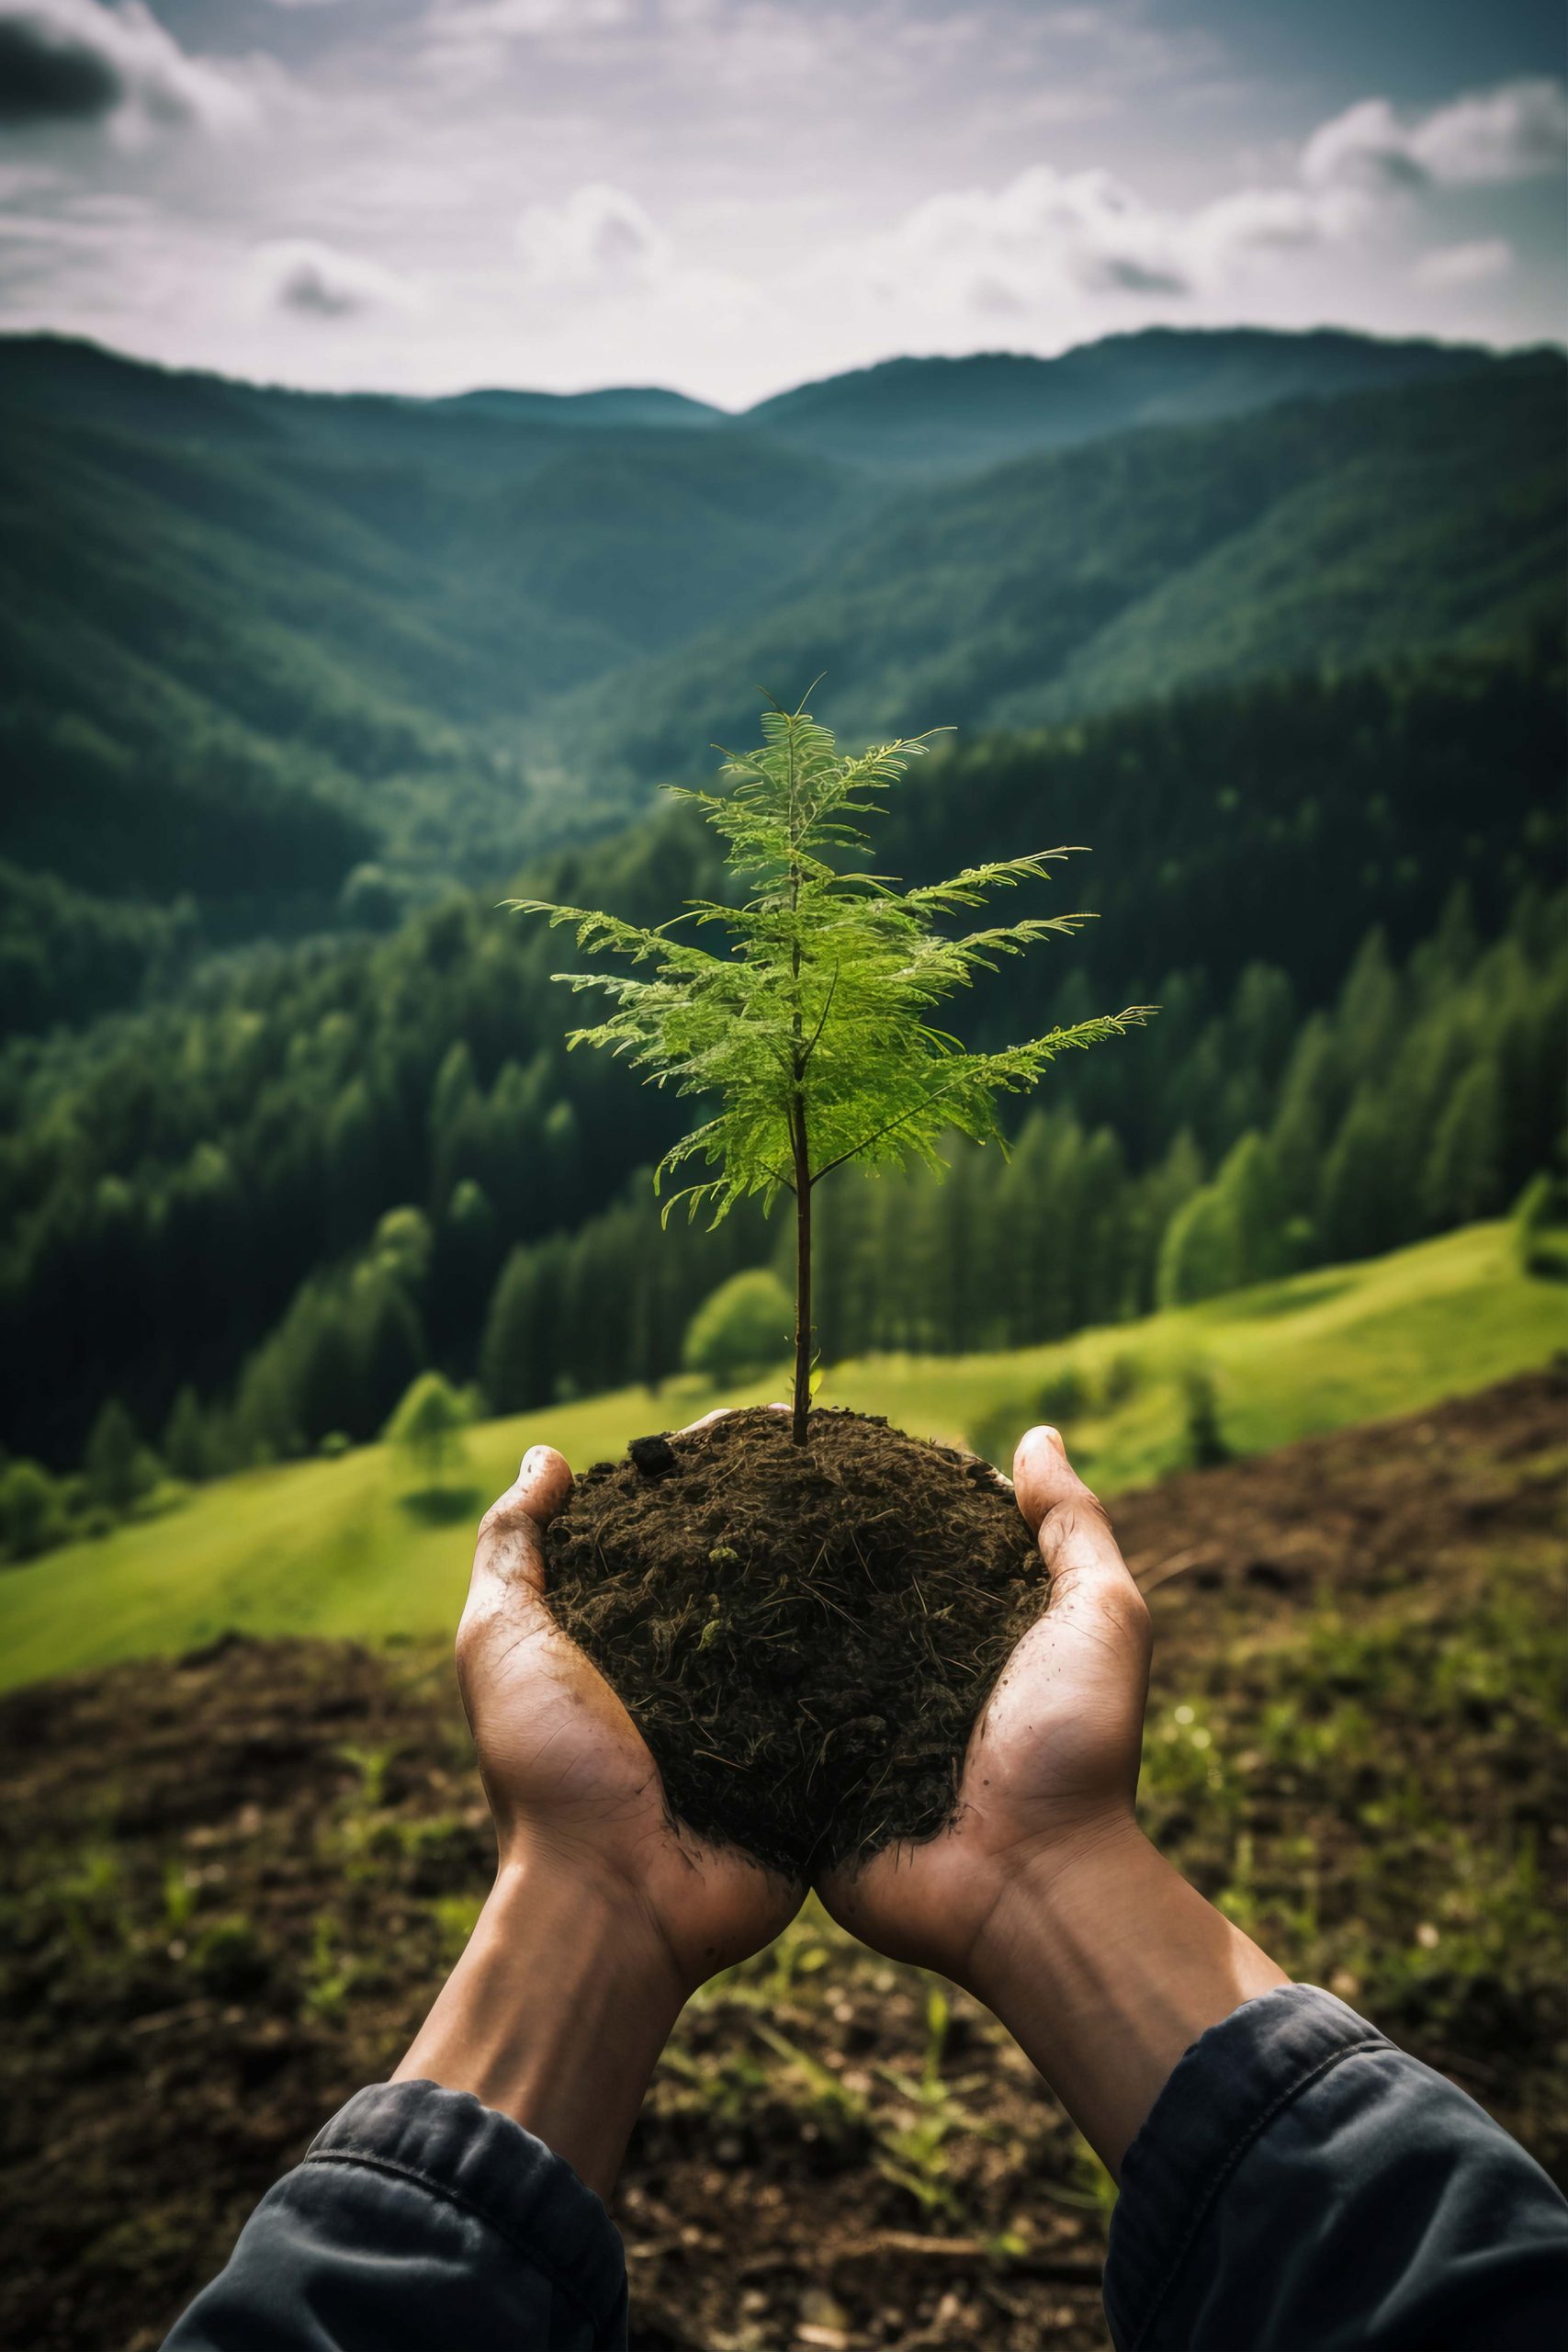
2,330,1562,1035
2,647,1560,1495
554,357,1565,786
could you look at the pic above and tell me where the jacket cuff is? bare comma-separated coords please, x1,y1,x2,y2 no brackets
305,2079,626,2337
1104,1984,1389,2349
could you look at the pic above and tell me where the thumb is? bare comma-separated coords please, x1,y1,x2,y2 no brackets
1012,1424,1148,1642
470,1443,573,1603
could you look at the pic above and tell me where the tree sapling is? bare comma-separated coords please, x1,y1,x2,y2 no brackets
512,693,1149,1442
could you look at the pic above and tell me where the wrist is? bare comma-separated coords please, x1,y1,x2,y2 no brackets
964,1808,1145,2004
965,1818,1287,2177
394,1841,687,2196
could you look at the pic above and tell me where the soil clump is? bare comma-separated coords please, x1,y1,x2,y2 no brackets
545,1408,1045,1874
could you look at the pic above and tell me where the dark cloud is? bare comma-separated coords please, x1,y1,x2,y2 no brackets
1095,254,1191,294
256,239,419,323
0,1,253,136
276,254,361,316
0,14,121,122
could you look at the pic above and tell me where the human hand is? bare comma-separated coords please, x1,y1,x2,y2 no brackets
818,1426,1284,2174
817,1424,1151,1985
396,1429,802,2192
456,1436,802,1995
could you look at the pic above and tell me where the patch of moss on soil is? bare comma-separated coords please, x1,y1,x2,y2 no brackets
546,1408,1045,1874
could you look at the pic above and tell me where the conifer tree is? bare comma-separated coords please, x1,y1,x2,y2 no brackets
163,1385,209,1485
512,695,1149,1442
85,1397,148,1512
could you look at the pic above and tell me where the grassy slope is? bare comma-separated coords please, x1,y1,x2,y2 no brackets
2,1222,1562,1690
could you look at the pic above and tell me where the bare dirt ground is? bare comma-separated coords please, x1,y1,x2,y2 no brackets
2,1368,1563,2352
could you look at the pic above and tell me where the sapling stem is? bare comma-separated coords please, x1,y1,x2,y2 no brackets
791,1100,812,1446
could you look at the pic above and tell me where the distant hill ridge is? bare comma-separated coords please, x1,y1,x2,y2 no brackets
736,327,1521,471
0,321,1534,480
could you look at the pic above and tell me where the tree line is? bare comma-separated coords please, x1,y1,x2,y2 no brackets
15,878,1550,1517
1,878,1561,1561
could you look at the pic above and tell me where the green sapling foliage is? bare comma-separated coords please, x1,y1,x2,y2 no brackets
511,694,1151,1444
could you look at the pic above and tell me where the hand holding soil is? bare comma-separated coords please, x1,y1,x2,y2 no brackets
817,1422,1153,1987
451,1438,803,1991
393,1430,805,2192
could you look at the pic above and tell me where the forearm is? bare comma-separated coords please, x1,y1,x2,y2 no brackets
394,1845,686,2197
968,1819,1287,2177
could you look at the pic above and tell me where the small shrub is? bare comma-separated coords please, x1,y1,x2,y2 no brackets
1033,1362,1087,1426
1513,1171,1568,1280
384,1371,469,1494
0,1458,66,1562
1100,1351,1144,1408
1180,1363,1231,1468
682,1269,794,1386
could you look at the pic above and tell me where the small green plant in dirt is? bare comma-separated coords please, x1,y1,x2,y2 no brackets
57,1844,127,1949
427,1891,486,1960
871,1981,995,2219
336,1740,395,1809
189,1914,268,1997
161,1862,197,1938
512,692,1150,1442
301,1911,356,2021
749,2018,873,2152
659,2040,776,2128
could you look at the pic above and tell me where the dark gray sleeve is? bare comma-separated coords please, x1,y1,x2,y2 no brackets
1103,1984,1568,2352
161,2080,628,2352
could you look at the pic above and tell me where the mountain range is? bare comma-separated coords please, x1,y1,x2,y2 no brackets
0,322,1562,1026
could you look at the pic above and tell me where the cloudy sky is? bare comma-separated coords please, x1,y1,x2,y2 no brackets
0,0,1562,405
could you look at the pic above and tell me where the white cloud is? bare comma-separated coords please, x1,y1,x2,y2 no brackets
514,182,669,292
1413,237,1515,290
0,0,256,140
828,74,1564,338
252,237,422,321
841,159,1362,325
1303,79,1568,193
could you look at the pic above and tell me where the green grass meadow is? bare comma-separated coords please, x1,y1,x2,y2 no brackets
1,1220,1562,1692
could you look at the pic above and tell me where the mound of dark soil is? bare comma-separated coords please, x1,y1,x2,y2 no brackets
545,1408,1045,1875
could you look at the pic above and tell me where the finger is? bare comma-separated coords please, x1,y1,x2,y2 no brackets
1011,1424,1146,1634
471,1444,573,1602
